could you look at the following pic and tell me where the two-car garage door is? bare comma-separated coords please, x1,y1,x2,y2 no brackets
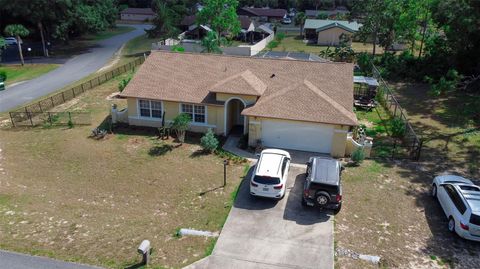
261,119,334,153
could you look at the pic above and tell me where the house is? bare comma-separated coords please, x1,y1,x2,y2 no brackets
305,7,350,19
179,15,255,40
304,19,361,46
120,8,156,22
118,51,358,157
237,7,287,22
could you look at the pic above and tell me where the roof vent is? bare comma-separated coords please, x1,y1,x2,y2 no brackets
270,74,275,78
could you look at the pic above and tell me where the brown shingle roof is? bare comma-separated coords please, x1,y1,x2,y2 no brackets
241,7,287,18
210,70,266,96
120,8,155,15
120,51,357,126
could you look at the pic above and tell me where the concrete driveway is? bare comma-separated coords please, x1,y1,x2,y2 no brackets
0,250,101,269
0,24,150,112
186,166,334,269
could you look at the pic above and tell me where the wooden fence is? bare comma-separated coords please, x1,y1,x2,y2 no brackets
9,56,145,127
371,65,423,160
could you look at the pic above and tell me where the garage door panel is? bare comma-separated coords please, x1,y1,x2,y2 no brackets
261,120,333,153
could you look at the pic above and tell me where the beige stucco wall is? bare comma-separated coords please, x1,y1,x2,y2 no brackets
126,97,224,134
317,27,353,46
216,93,258,105
247,116,351,157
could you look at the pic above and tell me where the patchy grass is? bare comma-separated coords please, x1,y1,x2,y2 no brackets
0,77,245,268
123,34,163,57
0,64,59,86
336,159,480,269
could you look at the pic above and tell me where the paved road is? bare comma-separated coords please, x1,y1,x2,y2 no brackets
0,24,151,112
0,250,101,269
186,166,334,269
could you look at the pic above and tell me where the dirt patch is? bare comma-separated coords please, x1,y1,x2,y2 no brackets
336,160,480,269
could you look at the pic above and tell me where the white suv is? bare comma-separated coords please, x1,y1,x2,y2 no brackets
250,149,291,199
432,175,480,242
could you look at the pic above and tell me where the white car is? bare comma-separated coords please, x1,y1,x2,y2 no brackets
4,37,17,45
432,175,480,242
250,149,291,199
282,17,292,24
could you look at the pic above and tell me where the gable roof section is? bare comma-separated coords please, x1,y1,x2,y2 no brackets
180,15,253,30
121,8,155,15
120,51,357,126
304,19,361,33
210,70,266,96
242,80,357,126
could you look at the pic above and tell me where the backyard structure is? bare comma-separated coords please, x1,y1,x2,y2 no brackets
120,8,156,22
116,51,361,157
303,19,362,46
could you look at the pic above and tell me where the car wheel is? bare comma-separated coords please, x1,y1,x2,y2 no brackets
301,197,308,207
431,184,437,198
448,217,455,233
315,192,330,207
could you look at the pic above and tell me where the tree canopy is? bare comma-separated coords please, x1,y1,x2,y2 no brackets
197,0,241,41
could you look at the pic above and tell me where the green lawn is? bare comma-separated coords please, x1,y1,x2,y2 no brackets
123,34,163,56
0,64,59,86
268,34,383,54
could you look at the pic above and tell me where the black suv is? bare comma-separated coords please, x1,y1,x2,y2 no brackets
302,157,343,214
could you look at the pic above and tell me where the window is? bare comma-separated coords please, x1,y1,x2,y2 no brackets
181,104,206,123
139,99,162,119
445,185,467,214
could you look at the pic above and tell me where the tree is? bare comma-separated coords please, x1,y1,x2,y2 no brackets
201,31,223,53
351,147,365,165
294,12,306,37
197,0,241,45
170,113,191,143
200,128,219,153
146,0,180,39
0,37,5,59
4,24,29,66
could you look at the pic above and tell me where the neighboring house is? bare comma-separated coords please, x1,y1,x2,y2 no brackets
179,15,269,44
304,19,361,46
120,8,156,22
305,7,350,19
238,7,287,22
119,51,357,157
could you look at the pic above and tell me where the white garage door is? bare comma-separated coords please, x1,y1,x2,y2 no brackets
261,120,334,153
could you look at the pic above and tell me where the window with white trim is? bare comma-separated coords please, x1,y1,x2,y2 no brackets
139,99,162,118
181,103,206,123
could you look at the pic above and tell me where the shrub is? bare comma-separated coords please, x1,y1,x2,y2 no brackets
356,52,372,75
275,32,285,42
118,76,132,92
170,113,191,143
0,70,6,82
267,40,279,50
200,128,219,153
390,117,406,138
67,119,74,129
425,69,462,96
351,147,365,165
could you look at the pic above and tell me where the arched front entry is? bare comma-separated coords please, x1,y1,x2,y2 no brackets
224,97,247,136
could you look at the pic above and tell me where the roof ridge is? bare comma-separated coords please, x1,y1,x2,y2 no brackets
240,70,267,95
303,79,357,124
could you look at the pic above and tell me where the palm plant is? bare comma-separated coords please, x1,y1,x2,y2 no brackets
294,12,306,38
201,31,223,54
4,24,30,66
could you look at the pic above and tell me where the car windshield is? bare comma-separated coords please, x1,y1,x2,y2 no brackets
253,175,280,185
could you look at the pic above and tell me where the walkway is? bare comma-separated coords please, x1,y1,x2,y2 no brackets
0,24,151,112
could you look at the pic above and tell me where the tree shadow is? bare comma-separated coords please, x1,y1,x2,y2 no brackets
148,144,173,156
190,149,209,158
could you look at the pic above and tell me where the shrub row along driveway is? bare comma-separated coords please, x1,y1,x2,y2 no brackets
187,166,334,269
